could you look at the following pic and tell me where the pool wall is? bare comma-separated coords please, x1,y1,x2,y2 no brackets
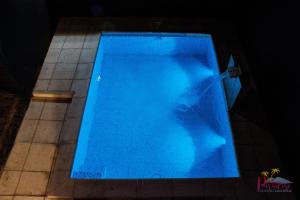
71,32,240,179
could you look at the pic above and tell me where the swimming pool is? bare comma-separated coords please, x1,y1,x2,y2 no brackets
71,32,239,179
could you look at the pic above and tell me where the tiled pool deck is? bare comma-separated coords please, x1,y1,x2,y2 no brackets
0,18,296,200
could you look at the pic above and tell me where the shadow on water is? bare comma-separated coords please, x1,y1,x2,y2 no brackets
171,37,227,177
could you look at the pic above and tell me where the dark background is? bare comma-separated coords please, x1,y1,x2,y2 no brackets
0,0,299,196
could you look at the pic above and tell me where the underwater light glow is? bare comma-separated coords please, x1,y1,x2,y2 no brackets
159,123,196,176
71,32,239,179
158,62,191,104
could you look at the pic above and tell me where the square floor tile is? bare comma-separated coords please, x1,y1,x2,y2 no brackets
48,80,72,91
38,63,55,79
5,143,31,170
63,35,85,49
58,49,81,63
41,103,68,121
16,172,49,195
52,63,77,79
33,121,63,144
66,98,84,118
83,33,100,49
24,102,44,120
0,171,21,195
59,118,80,144
24,144,56,171
44,49,61,63
71,80,89,97
15,120,38,143
53,144,75,171
34,80,50,91
79,48,96,63
74,63,93,79
47,171,74,197
49,35,66,49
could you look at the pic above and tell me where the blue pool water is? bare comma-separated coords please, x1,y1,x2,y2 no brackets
71,33,239,179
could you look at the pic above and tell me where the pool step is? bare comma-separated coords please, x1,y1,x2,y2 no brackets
32,90,75,103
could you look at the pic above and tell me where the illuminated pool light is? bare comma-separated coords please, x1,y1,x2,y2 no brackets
71,32,239,179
